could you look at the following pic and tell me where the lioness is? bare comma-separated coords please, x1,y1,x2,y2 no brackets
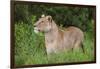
34,15,84,55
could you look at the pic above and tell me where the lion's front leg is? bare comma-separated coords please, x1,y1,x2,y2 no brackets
46,42,57,56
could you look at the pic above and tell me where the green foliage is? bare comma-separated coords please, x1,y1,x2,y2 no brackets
15,4,95,32
15,5,29,23
15,21,47,66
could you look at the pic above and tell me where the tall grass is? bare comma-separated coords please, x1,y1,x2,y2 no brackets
15,22,95,66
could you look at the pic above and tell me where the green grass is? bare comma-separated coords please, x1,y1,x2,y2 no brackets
15,22,95,66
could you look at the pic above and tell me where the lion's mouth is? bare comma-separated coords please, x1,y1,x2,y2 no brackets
34,27,39,33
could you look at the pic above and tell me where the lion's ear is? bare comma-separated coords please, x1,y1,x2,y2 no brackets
41,14,45,18
47,16,52,23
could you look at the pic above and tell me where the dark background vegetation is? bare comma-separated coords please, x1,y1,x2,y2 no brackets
14,3,95,66
15,3,95,32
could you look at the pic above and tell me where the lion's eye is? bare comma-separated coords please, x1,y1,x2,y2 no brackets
41,21,44,23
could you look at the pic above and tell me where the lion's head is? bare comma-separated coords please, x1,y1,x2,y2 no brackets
34,15,52,33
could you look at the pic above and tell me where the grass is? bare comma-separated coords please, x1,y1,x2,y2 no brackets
15,22,95,66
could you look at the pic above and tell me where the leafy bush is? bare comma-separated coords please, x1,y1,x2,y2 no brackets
15,22,47,66
15,4,95,32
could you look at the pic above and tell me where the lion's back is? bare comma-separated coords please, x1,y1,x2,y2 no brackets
61,26,84,50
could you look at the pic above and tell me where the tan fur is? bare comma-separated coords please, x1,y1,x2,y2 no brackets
34,15,84,55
